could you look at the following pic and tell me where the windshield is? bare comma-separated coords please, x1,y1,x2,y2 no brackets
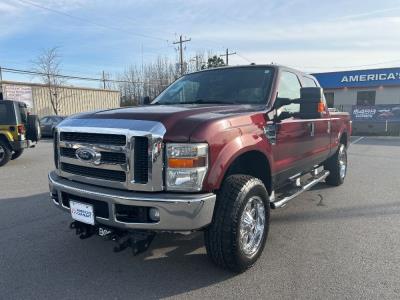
153,67,274,105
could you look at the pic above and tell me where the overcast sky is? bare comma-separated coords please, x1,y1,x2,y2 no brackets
1,0,400,82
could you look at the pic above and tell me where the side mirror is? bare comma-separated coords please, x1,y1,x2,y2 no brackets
298,87,325,119
274,97,291,109
143,96,151,105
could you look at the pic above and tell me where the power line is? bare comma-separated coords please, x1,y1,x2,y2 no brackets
16,0,256,68
0,66,168,86
235,53,252,63
17,0,168,42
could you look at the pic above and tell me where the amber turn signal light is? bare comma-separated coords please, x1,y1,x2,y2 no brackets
317,102,325,113
168,157,207,168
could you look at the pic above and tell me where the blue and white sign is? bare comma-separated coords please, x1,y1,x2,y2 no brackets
313,68,400,89
351,105,400,122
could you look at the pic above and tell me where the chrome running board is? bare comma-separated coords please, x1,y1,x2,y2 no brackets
271,170,330,209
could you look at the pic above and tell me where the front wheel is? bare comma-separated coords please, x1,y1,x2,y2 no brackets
325,143,347,186
11,149,24,160
204,175,270,273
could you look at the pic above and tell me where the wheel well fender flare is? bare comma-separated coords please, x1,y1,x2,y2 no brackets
206,136,273,193
0,133,13,149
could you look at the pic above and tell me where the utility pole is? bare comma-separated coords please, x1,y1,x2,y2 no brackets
220,48,236,66
190,55,203,71
173,35,191,75
102,71,106,89
0,66,3,100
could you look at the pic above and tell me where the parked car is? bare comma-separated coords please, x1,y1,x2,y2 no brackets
0,100,41,166
40,115,65,137
48,65,351,272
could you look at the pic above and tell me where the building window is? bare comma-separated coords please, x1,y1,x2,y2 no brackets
324,92,334,108
357,91,376,106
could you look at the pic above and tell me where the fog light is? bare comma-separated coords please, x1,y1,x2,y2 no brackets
149,208,160,222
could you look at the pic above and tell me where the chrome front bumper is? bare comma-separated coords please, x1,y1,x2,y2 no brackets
48,171,216,231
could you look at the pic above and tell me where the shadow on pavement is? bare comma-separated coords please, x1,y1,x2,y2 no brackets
0,193,234,299
353,136,400,147
272,200,400,224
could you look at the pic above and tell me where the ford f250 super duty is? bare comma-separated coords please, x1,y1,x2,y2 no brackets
49,65,351,273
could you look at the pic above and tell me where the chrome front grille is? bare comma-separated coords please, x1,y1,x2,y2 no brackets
60,162,127,182
55,118,166,192
60,132,126,146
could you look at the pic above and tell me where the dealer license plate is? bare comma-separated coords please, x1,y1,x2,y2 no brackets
70,201,95,225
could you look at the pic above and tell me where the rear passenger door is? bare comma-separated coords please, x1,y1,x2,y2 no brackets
301,76,331,164
273,71,315,184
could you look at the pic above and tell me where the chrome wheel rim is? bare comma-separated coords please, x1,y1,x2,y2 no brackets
239,196,266,257
0,145,4,162
338,145,347,179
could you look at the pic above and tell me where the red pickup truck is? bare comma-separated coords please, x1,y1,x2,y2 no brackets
49,65,351,272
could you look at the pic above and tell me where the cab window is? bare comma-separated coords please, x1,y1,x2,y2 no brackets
302,76,317,87
277,71,301,113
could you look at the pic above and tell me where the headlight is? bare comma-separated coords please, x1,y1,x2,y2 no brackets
166,143,208,191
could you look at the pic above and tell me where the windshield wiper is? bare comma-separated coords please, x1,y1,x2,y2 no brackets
153,99,238,105
181,99,237,105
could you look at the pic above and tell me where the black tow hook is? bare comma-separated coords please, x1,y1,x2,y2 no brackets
70,221,95,239
69,222,156,255
112,231,156,256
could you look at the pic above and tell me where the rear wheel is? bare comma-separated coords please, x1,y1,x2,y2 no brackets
325,143,347,186
0,140,11,167
11,149,24,160
26,115,41,142
204,175,270,273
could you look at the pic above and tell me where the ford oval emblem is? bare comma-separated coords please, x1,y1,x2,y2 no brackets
75,147,101,165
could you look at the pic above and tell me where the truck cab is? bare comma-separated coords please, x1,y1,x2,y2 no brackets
48,65,351,272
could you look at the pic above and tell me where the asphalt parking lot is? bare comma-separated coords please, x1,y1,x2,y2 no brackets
0,136,399,299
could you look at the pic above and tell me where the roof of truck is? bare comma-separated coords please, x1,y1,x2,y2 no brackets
189,64,315,79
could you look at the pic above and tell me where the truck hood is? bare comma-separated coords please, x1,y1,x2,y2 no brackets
71,104,265,142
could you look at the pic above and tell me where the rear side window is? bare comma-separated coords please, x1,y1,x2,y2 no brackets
277,72,301,113
18,104,28,124
302,76,317,87
40,117,50,124
0,102,17,125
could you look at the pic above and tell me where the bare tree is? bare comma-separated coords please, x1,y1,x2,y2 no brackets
33,47,66,115
118,56,179,106
118,65,143,106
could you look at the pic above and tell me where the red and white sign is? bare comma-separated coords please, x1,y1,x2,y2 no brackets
2,84,33,108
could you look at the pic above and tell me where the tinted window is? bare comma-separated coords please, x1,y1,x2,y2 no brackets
0,102,16,125
40,117,50,124
278,72,301,113
324,92,335,108
51,117,63,124
154,67,274,105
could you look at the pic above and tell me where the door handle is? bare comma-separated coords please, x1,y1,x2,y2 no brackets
307,122,315,137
